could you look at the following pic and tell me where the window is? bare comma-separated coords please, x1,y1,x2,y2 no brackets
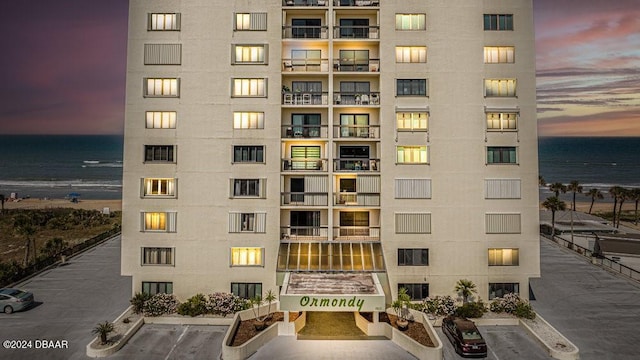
399,284,429,301
396,112,428,131
232,78,266,97
487,147,517,164
142,178,176,197
232,179,265,197
235,13,267,31
232,45,268,64
395,178,431,199
486,112,517,131
484,79,516,97
141,212,177,232
396,146,428,164
488,248,519,266
339,114,369,138
484,14,513,31
489,283,519,299
146,111,176,129
233,112,264,129
398,248,429,266
395,46,427,63
144,145,175,162
395,14,426,30
233,146,264,163
231,247,264,266
397,79,427,96
484,46,515,63
486,213,521,233
144,78,179,97
231,283,262,299
395,213,431,233
290,146,322,170
229,212,266,233
144,44,181,65
148,13,180,31
142,247,174,265
485,179,521,199
142,282,173,295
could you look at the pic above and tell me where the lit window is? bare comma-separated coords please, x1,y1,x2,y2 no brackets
396,112,428,131
395,14,426,30
396,146,428,164
146,111,176,129
398,248,428,266
488,248,519,266
396,79,427,96
484,14,513,31
486,112,517,131
148,13,180,31
144,212,166,231
233,146,264,163
233,45,267,64
232,78,266,97
484,79,516,97
398,284,429,301
489,283,519,299
144,78,179,97
487,147,517,164
235,13,267,31
142,281,173,295
395,46,427,63
231,282,262,299
142,178,176,197
233,112,264,129
144,145,175,162
232,179,263,197
484,46,515,63
231,247,264,266
142,247,174,265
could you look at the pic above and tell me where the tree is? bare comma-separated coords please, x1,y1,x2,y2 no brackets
615,188,630,228
13,214,36,267
585,188,604,214
609,186,623,228
0,193,5,215
548,182,567,197
567,180,583,211
630,188,640,226
92,321,114,345
250,289,277,331
391,287,412,329
538,176,546,187
454,279,478,304
542,196,566,238
40,237,68,259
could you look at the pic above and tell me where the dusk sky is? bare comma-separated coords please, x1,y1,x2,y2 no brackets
0,0,638,136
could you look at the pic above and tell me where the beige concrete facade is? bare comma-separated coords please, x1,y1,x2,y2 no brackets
122,0,539,304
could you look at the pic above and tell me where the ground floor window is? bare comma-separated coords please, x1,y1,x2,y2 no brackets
231,282,262,299
142,281,173,295
488,282,519,299
397,248,429,266
399,283,429,301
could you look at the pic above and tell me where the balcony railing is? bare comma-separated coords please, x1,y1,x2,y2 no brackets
282,0,329,6
333,0,380,6
282,92,329,106
333,59,380,72
333,125,379,139
281,192,328,206
333,226,380,241
280,226,329,241
333,92,380,105
334,192,380,206
282,58,329,72
282,125,328,139
282,26,329,39
282,158,328,171
333,158,379,172
333,26,379,39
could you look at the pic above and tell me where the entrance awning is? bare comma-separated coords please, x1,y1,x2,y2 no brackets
279,272,386,312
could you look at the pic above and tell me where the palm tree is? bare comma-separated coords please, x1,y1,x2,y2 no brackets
631,188,640,226
585,188,604,214
542,196,566,238
13,214,36,267
615,188,630,228
548,182,567,197
567,180,583,211
609,186,623,226
454,279,477,304
538,176,546,187
92,321,114,345
0,193,5,215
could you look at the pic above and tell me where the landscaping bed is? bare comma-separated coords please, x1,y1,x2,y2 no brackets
360,312,435,347
230,311,300,346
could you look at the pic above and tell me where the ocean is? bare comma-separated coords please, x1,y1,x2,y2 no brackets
0,135,638,201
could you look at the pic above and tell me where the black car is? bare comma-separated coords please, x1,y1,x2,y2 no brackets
442,316,487,358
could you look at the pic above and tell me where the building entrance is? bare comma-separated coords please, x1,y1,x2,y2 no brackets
297,312,368,340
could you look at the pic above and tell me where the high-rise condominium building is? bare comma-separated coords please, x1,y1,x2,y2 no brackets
122,0,539,311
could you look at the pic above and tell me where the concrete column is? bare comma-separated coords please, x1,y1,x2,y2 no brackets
373,311,379,323
284,310,290,323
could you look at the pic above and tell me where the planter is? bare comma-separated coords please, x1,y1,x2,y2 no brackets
396,319,409,331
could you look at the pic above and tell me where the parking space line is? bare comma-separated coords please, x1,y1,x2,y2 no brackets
164,325,189,360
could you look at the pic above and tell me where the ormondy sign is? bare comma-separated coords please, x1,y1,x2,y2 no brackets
280,294,385,312
300,296,366,311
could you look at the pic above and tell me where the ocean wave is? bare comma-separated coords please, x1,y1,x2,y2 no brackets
0,179,122,188
82,160,123,168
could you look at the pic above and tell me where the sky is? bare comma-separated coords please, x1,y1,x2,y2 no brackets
0,0,638,136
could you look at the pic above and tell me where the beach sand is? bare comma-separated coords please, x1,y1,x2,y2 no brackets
3,198,122,211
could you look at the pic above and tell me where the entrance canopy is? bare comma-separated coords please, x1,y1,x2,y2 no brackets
280,272,385,312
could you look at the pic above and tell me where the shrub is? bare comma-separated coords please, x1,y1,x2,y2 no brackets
92,321,114,345
143,293,179,316
177,293,208,317
207,292,248,316
491,293,535,319
454,299,487,319
422,295,456,317
514,301,536,320
130,292,151,315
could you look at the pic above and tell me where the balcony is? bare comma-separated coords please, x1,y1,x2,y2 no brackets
282,124,328,139
282,58,329,72
333,0,380,6
333,26,379,39
334,192,380,206
333,59,380,72
282,158,328,171
333,92,380,106
333,158,379,172
282,26,329,39
282,0,329,6
333,125,379,139
280,226,329,241
333,226,380,241
282,92,329,106
281,192,329,206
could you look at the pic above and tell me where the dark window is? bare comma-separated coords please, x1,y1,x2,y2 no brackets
399,283,429,301
233,146,264,163
231,282,262,299
145,145,175,162
488,283,519,299
396,79,427,96
292,18,322,38
142,281,173,295
338,50,370,71
398,248,429,266
487,147,517,164
291,113,321,137
484,14,513,31
233,179,260,196
340,18,369,38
